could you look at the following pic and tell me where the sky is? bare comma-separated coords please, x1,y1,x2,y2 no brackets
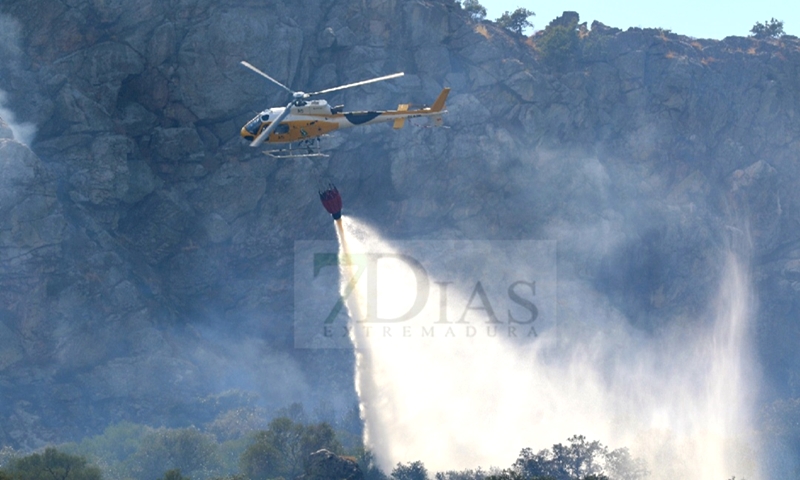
481,0,798,39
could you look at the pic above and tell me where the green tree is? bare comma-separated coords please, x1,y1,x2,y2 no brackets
239,434,280,480
356,449,388,480
549,435,607,478
511,435,645,480
300,422,341,470
67,421,150,465
391,461,428,480
126,427,221,480
496,8,535,35
462,0,487,21
604,447,648,480
262,416,305,478
57,422,153,480
240,417,342,480
536,15,580,68
750,18,784,38
6,448,102,480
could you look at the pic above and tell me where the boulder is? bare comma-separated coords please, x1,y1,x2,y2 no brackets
301,449,362,480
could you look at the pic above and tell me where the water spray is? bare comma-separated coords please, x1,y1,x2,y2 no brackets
317,181,759,479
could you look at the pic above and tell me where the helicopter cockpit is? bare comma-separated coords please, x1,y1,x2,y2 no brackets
245,113,269,135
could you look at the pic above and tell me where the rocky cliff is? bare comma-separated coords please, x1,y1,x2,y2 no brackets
0,0,799,455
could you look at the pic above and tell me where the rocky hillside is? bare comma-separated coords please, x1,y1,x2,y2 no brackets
1,0,799,455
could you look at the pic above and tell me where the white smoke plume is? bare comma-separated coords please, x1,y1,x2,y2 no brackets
0,90,36,146
0,14,36,146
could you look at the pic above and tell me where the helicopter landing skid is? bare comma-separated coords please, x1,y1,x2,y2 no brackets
263,139,329,159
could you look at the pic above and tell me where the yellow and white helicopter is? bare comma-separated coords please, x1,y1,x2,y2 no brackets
240,61,450,158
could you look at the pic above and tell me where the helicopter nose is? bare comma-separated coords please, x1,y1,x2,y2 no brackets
240,126,254,141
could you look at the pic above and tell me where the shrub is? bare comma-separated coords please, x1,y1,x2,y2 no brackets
750,18,784,38
537,24,579,67
496,8,535,35
6,448,102,480
462,0,487,21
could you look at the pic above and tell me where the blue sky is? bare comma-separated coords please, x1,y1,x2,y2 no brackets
480,0,798,39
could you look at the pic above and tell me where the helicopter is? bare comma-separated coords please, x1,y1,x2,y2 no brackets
240,61,450,158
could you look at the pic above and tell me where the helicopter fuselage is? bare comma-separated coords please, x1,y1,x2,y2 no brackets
241,89,450,145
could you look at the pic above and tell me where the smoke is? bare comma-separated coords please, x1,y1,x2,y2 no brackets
0,14,36,146
334,214,760,479
0,90,36,146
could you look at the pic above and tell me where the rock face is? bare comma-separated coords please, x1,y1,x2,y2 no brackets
0,0,799,451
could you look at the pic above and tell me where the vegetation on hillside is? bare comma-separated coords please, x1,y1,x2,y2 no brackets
0,403,650,480
750,18,785,38
496,8,536,36
1,447,102,480
533,14,581,68
461,0,486,21
459,1,791,66
457,1,535,36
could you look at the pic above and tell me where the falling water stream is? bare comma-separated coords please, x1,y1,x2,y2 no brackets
334,216,760,479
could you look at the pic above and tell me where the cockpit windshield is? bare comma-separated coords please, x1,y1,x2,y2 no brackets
245,115,265,135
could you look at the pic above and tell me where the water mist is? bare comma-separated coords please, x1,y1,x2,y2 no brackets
332,217,760,480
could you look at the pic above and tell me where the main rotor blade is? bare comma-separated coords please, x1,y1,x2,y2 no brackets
241,61,294,95
250,102,293,147
306,72,404,97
